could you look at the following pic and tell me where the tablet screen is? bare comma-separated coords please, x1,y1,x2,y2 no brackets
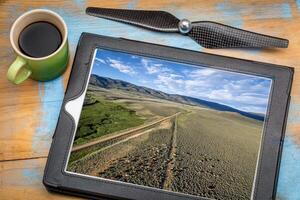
66,48,272,200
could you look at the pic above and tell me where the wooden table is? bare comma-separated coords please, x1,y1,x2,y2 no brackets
0,0,299,199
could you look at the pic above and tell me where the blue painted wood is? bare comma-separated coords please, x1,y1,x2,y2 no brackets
28,1,300,199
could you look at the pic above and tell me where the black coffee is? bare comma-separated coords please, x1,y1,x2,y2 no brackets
18,21,62,58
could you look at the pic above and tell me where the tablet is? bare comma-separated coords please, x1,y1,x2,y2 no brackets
44,33,293,200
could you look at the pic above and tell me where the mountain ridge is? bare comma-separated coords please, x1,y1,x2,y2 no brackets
89,74,264,121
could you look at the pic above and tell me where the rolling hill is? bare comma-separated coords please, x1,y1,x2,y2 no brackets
89,75,264,121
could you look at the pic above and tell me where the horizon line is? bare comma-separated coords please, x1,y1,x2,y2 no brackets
90,74,266,116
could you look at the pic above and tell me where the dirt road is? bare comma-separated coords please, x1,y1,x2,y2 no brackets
68,108,261,200
71,112,180,152
68,112,180,180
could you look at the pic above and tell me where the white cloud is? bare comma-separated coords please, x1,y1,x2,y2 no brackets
95,57,106,64
142,58,157,74
146,65,160,74
154,73,185,94
150,65,271,114
235,94,269,105
108,58,136,75
188,69,216,78
185,79,207,88
207,89,233,100
238,105,266,114
223,82,242,90
141,58,172,74
155,73,184,85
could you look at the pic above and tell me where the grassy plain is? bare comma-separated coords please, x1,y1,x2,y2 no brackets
68,86,263,200
172,107,262,199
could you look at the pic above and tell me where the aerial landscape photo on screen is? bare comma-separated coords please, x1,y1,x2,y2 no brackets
67,49,272,200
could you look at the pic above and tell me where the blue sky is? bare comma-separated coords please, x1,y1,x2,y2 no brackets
91,49,272,114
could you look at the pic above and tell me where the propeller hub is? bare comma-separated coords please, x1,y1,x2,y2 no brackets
178,19,192,34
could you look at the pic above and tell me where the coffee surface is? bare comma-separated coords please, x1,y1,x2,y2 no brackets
18,21,62,58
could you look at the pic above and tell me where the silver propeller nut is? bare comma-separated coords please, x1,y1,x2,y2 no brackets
178,19,192,34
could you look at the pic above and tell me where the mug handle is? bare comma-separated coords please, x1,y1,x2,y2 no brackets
7,56,32,84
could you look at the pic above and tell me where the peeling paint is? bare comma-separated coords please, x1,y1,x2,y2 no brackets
215,1,243,28
33,76,64,151
216,1,292,23
2,3,299,199
22,168,41,185
276,136,300,200
126,0,139,9
287,101,300,124
297,0,300,11
73,0,86,8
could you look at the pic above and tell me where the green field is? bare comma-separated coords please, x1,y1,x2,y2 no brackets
74,91,145,145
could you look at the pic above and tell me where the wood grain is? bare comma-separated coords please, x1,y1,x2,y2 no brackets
0,158,80,199
0,0,299,199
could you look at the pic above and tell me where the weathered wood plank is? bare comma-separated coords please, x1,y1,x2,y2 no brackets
0,0,299,199
0,158,81,199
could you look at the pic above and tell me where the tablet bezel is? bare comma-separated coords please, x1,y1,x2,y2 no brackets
44,33,293,200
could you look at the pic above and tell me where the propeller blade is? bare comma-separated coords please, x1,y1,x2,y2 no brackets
86,7,179,32
188,21,289,48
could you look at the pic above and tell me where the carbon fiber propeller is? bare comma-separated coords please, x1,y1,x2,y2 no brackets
86,7,288,49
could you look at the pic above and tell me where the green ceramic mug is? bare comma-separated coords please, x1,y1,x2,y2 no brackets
7,9,69,84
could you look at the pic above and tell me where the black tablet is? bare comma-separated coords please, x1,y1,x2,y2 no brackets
44,33,293,200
